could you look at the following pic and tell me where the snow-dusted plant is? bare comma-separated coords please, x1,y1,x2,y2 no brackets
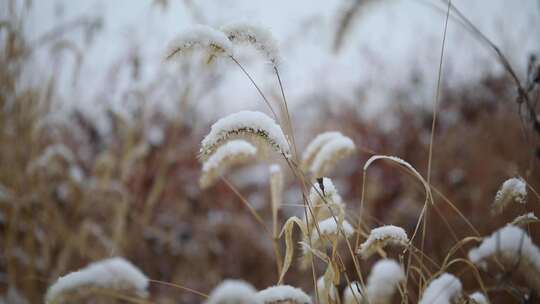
365,259,405,304
419,273,462,304
511,212,539,227
343,281,363,304
200,111,291,160
492,177,527,214
316,276,338,304
221,22,281,67
204,279,260,304
199,140,257,189
310,135,355,178
301,132,345,171
468,225,540,292
311,217,354,247
45,257,148,304
358,225,409,258
468,292,489,304
164,24,233,61
305,177,345,227
27,144,75,173
255,285,312,304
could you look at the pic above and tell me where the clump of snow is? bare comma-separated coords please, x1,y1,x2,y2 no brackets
358,225,409,258
468,225,540,273
200,139,257,188
419,273,462,304
200,111,290,159
511,212,539,227
204,279,260,304
343,281,363,304
312,217,354,242
165,24,233,60
45,257,149,304
221,22,281,66
301,132,345,171
310,136,355,177
366,259,405,304
469,292,489,304
255,285,312,304
492,177,527,214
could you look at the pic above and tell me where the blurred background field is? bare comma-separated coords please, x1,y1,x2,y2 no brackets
1,0,540,303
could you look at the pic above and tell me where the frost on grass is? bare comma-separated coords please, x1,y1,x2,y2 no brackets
221,22,281,67
310,135,355,178
469,292,489,304
343,281,363,304
492,177,527,214
45,257,148,304
255,285,312,304
200,111,290,160
199,140,257,189
165,24,233,61
316,276,338,303
365,259,405,304
511,212,539,227
358,225,409,258
468,225,540,292
301,132,345,171
204,279,260,304
419,273,462,304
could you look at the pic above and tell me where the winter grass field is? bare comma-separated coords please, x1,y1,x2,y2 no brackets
1,0,540,303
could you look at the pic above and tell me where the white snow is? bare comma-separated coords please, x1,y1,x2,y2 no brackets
202,140,257,172
301,132,345,168
316,276,338,302
511,212,539,226
343,281,363,304
359,225,409,257
469,292,489,304
419,273,462,304
205,279,260,304
365,259,405,304
255,285,312,304
310,136,355,176
468,225,540,271
493,177,528,213
165,24,233,59
313,218,354,241
200,111,290,158
45,257,149,304
221,22,281,66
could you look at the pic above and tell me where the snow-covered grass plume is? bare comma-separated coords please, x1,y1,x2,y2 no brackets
419,273,462,304
365,259,405,304
310,135,355,177
469,292,489,304
312,217,354,246
358,225,409,258
45,257,148,304
165,25,233,60
221,22,281,67
255,285,312,304
316,276,338,304
343,281,363,304
511,212,539,227
301,132,345,171
200,111,290,160
204,279,260,304
199,140,257,189
492,177,527,214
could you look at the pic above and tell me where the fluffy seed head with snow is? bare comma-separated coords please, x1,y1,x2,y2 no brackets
199,140,257,189
309,135,355,178
255,285,312,304
204,279,260,304
200,111,291,160
468,292,489,304
511,212,539,227
468,225,540,291
301,132,345,171
165,25,233,61
492,177,527,214
419,273,462,304
358,225,409,258
311,217,354,246
365,259,405,304
221,22,281,67
45,257,148,304
306,177,345,226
